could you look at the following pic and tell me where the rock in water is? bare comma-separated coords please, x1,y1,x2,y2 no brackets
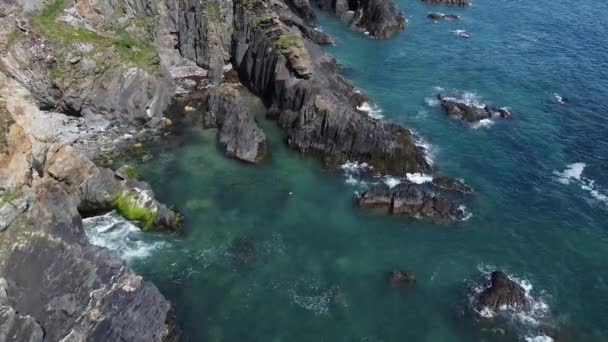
355,178,471,223
427,12,462,20
477,271,529,312
204,86,267,164
422,0,470,6
311,0,406,38
387,271,417,286
437,93,511,123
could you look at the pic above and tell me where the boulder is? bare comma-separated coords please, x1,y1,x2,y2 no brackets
0,305,44,342
477,271,529,312
427,12,462,20
204,86,267,164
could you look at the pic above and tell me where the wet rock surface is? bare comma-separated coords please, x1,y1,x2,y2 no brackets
355,178,472,222
437,93,511,123
477,271,529,312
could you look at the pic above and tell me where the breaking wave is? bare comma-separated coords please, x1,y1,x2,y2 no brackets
83,211,169,261
357,102,384,119
554,163,608,206
469,266,553,341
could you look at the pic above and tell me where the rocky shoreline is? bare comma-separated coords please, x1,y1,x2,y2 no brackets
1,0,481,340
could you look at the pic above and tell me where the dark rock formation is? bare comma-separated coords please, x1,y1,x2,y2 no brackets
438,93,511,123
204,86,267,164
312,0,406,38
232,7,431,175
477,271,529,312
355,178,471,222
387,270,416,286
427,12,462,20
422,0,470,6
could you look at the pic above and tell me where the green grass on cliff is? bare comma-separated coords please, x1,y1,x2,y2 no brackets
273,34,301,54
30,0,159,74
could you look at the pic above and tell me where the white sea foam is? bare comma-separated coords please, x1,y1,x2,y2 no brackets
383,176,402,189
525,335,554,342
411,131,435,166
406,173,433,184
554,163,608,206
357,102,384,119
471,266,552,339
340,161,373,186
424,96,440,107
553,93,566,105
459,205,473,221
472,118,495,129
83,211,168,261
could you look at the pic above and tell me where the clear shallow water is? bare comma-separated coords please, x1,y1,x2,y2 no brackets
96,0,608,340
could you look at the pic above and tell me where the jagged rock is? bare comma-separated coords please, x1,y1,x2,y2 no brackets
355,180,468,222
204,86,267,164
233,9,431,175
477,271,529,312
0,305,44,342
422,0,470,6
0,196,28,232
438,93,511,123
387,271,416,286
313,0,406,38
431,177,474,195
1,232,181,342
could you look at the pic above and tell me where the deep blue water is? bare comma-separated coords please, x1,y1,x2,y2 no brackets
88,0,608,340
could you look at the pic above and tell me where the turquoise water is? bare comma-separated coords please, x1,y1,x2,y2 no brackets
108,0,608,340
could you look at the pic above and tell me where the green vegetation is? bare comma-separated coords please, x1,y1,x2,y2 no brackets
273,34,301,54
0,108,13,155
30,0,159,73
121,165,141,180
251,14,274,27
112,190,158,230
1,189,19,206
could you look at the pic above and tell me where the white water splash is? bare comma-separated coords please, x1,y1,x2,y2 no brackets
83,211,168,261
471,266,552,339
406,173,433,184
525,335,554,342
383,177,402,189
554,163,608,206
459,205,473,221
471,118,495,129
357,102,384,119
340,161,373,186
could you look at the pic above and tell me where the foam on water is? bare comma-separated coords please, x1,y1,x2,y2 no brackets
472,118,495,129
356,102,384,119
470,266,552,340
383,176,401,189
406,173,433,184
340,161,373,186
554,163,608,206
83,211,168,261
525,335,554,342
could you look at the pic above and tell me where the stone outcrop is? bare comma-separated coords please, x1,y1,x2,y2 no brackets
476,271,529,312
437,93,511,123
422,0,470,6
355,178,472,222
231,4,431,175
204,85,267,163
312,0,406,38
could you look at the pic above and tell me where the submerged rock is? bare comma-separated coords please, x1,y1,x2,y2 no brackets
437,93,511,123
427,12,462,20
355,179,470,222
387,271,417,286
422,0,470,6
477,271,529,312
230,237,256,268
